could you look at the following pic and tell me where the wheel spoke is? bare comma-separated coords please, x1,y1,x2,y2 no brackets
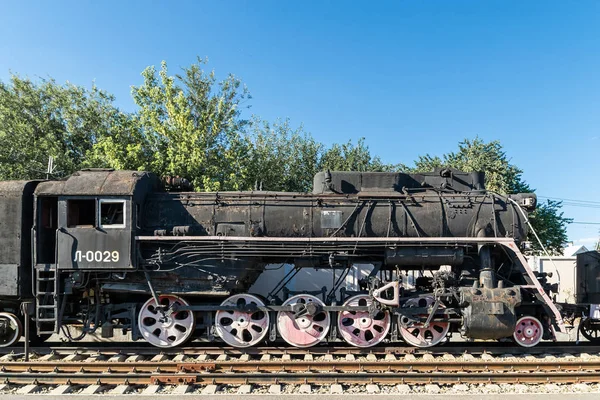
513,316,543,347
0,313,22,347
338,295,391,348
215,294,269,348
399,296,449,348
277,295,330,348
137,295,195,348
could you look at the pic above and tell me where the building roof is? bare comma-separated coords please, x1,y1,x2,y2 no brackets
563,245,589,257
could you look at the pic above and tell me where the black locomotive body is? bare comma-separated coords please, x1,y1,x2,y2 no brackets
0,168,597,348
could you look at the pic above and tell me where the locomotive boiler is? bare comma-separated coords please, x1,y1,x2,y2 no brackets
0,167,592,349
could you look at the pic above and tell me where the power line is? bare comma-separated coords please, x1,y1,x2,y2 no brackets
538,196,600,208
538,196,600,204
571,221,600,225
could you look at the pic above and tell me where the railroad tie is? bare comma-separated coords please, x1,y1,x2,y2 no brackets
237,384,252,394
108,354,127,362
425,384,441,393
330,384,343,394
81,384,105,395
63,354,85,362
39,353,59,361
298,384,312,394
84,355,102,363
142,385,161,395
201,384,218,394
172,384,192,394
269,384,282,394
110,385,131,395
50,385,74,395
16,384,40,395
396,384,412,393
366,384,380,393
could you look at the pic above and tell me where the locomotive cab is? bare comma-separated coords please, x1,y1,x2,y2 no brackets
35,195,132,270
33,169,159,271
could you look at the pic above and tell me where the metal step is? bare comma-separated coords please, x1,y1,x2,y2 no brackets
35,266,60,335
37,318,58,322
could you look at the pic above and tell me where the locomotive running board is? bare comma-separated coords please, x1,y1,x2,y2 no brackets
136,235,565,332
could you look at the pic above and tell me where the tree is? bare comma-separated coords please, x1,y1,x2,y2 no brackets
0,74,123,180
242,117,322,192
319,138,397,173
127,58,252,191
87,59,400,192
409,138,571,255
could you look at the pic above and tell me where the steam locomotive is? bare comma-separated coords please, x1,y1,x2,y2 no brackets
0,168,598,348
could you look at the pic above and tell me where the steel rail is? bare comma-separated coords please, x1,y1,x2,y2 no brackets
2,360,600,373
2,343,600,357
2,370,600,386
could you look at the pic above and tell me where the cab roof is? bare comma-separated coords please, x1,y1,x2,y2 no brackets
35,169,158,196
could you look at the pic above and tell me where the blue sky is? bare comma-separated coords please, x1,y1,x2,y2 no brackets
1,1,599,248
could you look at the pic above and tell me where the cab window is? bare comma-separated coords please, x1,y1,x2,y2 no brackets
67,199,96,227
99,200,126,228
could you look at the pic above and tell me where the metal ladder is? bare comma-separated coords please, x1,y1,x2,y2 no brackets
35,267,60,335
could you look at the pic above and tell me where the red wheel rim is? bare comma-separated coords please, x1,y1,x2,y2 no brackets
513,316,543,347
277,295,330,348
399,296,449,348
338,295,391,347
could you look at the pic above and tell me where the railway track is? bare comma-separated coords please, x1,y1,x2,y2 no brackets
1,342,599,395
2,341,600,358
2,359,600,386
0,347,600,387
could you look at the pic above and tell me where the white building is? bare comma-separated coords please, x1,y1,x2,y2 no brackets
528,245,588,304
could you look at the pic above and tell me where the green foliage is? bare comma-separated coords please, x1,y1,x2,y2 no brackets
87,57,393,192
412,138,523,193
126,58,251,191
528,199,572,255
409,137,571,255
319,138,397,173
83,113,152,171
0,74,123,180
243,118,322,192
